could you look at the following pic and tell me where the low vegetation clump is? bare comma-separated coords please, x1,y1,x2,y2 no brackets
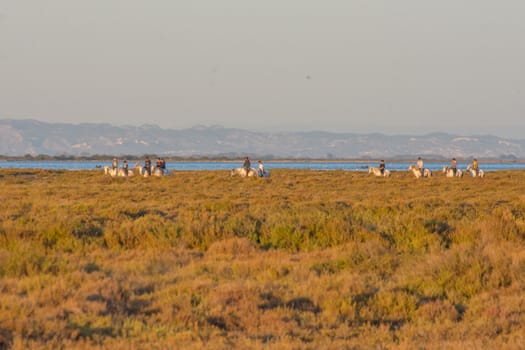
1,168,525,349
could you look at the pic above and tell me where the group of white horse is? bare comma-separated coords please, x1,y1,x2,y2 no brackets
368,164,484,179
103,162,171,177
104,163,269,178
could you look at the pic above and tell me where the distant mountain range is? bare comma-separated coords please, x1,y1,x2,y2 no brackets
1,119,524,159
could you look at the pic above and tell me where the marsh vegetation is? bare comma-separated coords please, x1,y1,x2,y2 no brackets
1,168,524,349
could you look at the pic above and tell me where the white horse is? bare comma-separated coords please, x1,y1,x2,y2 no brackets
442,166,463,178
152,167,170,177
466,165,485,178
134,163,150,177
231,167,258,177
103,166,134,177
368,166,391,177
119,168,133,177
104,166,121,177
133,162,147,176
103,166,113,176
408,164,432,179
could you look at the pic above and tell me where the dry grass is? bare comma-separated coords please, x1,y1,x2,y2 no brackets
1,168,525,349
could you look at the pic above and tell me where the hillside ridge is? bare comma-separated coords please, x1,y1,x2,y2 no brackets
1,119,524,158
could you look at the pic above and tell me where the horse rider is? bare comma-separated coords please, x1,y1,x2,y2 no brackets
144,157,152,176
257,160,265,177
451,158,457,176
243,157,251,175
112,157,118,171
156,158,162,169
122,160,128,176
417,157,424,176
472,158,479,176
379,160,385,175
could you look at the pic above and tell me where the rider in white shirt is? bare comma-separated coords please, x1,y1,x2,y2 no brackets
257,160,265,177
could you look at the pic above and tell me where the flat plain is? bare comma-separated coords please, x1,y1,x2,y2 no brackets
1,168,524,349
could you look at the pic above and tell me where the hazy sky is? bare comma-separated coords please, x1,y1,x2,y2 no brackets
1,1,524,137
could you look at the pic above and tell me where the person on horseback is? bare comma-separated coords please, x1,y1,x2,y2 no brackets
417,157,424,176
472,158,479,176
379,160,385,175
159,158,166,174
243,157,251,175
258,160,265,177
122,160,128,176
451,158,457,176
144,157,152,176
112,157,118,171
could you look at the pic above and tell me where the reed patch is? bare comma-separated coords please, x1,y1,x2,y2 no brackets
1,168,525,348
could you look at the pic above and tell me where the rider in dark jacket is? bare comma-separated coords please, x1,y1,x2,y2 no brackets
379,160,385,175
243,157,251,174
145,157,152,176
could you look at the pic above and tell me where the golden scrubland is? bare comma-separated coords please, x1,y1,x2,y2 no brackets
1,168,525,349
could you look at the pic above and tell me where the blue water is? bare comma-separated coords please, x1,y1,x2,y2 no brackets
1,160,524,171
